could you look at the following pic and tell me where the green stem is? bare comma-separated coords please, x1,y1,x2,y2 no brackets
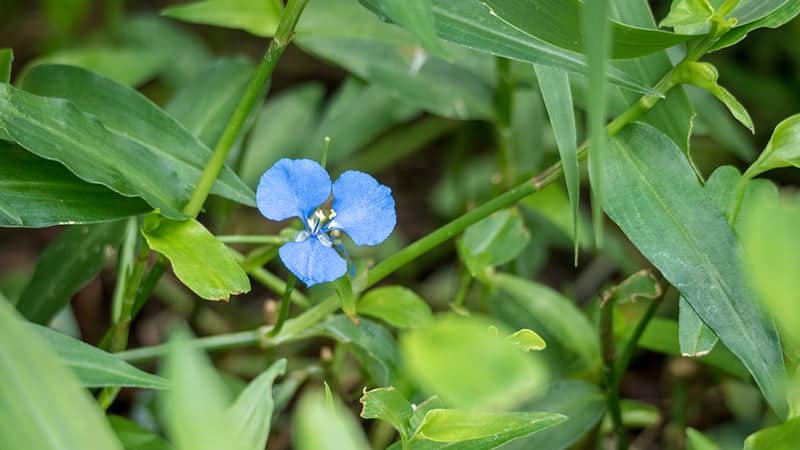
452,267,473,308
217,235,286,244
116,329,262,363
269,274,296,337
599,295,625,450
182,0,310,217
494,56,515,187
232,249,310,307
132,255,168,317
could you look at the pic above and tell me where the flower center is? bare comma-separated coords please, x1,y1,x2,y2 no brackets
296,207,338,247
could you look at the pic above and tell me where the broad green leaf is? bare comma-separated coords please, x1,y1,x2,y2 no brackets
637,318,748,379
490,274,599,370
161,330,246,450
660,0,714,28
0,143,150,227
711,0,800,51
293,390,371,450
401,315,548,410
109,416,174,450
17,221,125,324
360,386,415,440
498,381,605,450
601,122,786,417
415,409,566,443
583,0,612,246
142,214,250,301
457,208,530,277
239,83,325,187
745,114,800,177
610,0,695,156
34,324,167,389
163,0,283,37
0,300,123,450
228,359,287,450
360,0,442,52
24,47,167,87
358,286,433,329
483,0,693,59
309,315,400,385
687,427,722,450
166,57,255,149
21,64,255,208
0,48,12,83
744,417,800,450
534,65,580,257
741,193,800,363
679,297,718,357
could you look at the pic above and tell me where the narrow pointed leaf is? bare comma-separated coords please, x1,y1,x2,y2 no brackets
711,0,800,51
0,300,123,450
17,221,125,324
360,0,442,52
142,214,250,301
20,64,254,207
600,122,786,417
162,0,283,37
746,114,800,177
0,143,150,227
534,65,579,258
34,324,168,389
414,409,566,443
228,359,287,450
482,0,693,59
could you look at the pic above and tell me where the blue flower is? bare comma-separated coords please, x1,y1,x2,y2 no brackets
256,158,396,287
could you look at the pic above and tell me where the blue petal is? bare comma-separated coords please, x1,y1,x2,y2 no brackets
278,237,347,287
331,170,396,246
256,158,331,222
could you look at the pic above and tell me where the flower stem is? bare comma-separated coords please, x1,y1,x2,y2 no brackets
182,0,310,217
218,235,286,244
269,274,296,337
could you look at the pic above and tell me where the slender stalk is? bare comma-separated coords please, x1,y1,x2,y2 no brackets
183,0,310,217
132,256,168,317
599,294,625,450
218,235,286,245
494,56,515,187
268,274,296,337
117,329,262,363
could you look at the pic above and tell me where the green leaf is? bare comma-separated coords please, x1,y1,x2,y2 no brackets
483,0,693,59
0,143,150,227
358,286,434,329
0,300,123,450
687,427,722,450
0,48,12,83
311,315,400,385
361,0,442,52
161,330,246,450
293,389,371,450
689,87,756,161
34,324,167,389
21,64,255,208
227,359,287,450
162,0,283,37
745,114,800,177
534,65,580,258
711,0,800,51
490,274,599,371
744,417,800,450
457,208,530,277
507,329,547,352
239,83,325,187
360,386,415,440
24,47,167,87
727,0,796,25
679,297,719,357
660,0,714,28
109,416,174,450
498,381,605,450
600,122,786,417
600,399,661,431
166,57,255,149
142,214,250,301
17,221,124,324
401,315,548,410
741,193,800,363
674,62,754,132
415,409,566,443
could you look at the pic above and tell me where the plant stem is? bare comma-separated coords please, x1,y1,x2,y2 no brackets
269,274,296,337
218,235,286,244
494,56,515,188
232,249,310,307
117,329,262,363
599,294,625,450
182,0,310,217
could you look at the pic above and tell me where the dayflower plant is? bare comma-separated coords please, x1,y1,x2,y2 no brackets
256,158,396,286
